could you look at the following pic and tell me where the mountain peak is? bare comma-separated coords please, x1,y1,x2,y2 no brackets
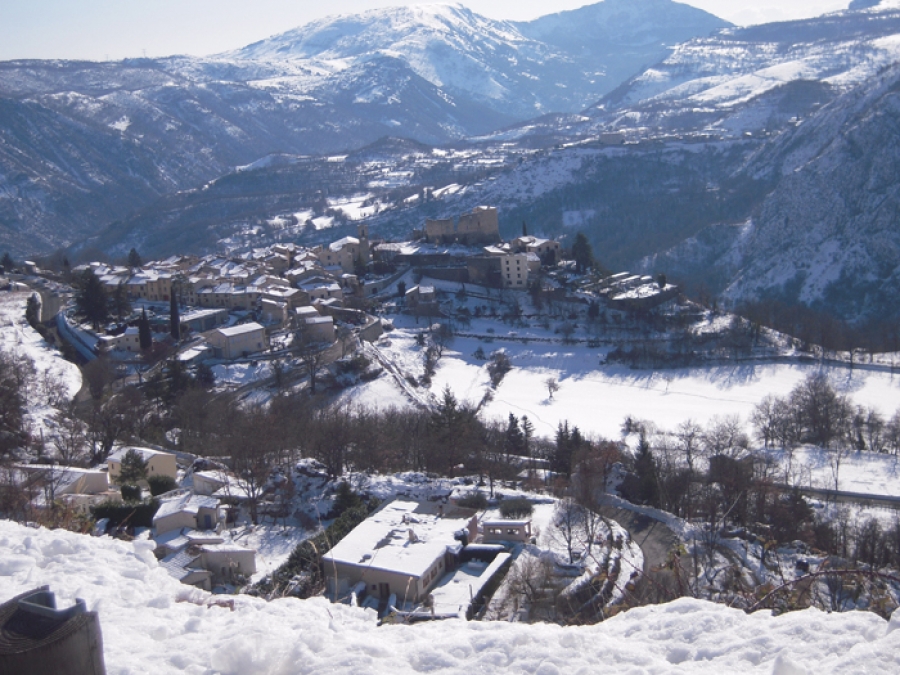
229,3,525,62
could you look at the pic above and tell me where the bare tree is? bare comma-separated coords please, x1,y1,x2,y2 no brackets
675,419,704,473
51,406,89,466
553,497,585,564
703,415,749,460
294,330,326,395
224,406,276,525
545,377,560,400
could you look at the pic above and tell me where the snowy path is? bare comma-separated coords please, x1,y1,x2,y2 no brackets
363,341,435,410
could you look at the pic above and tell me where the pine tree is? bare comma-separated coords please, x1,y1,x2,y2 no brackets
25,293,41,328
112,284,131,321
552,422,572,476
75,269,109,330
117,448,149,486
521,415,535,458
504,413,524,459
571,232,594,274
633,431,659,507
127,248,142,268
195,362,215,389
169,292,180,341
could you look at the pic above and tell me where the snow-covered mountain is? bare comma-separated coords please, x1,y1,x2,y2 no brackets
233,1,729,120
0,1,728,258
587,1,900,138
635,59,900,322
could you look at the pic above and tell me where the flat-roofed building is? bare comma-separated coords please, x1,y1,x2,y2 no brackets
206,322,268,360
322,500,479,605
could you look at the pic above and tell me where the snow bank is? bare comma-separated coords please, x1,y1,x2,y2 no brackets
1,520,898,674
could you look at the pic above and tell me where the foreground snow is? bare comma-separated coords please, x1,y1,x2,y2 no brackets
2,520,899,674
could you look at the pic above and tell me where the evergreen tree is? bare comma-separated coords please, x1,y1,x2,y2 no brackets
127,248,142,268
167,357,191,401
552,422,572,476
521,415,535,457
195,362,215,389
633,431,659,507
169,292,180,341
25,293,41,328
504,413,524,458
571,232,594,274
522,221,528,237
111,284,131,321
1,252,13,271
138,308,152,351
74,269,109,330
116,448,149,486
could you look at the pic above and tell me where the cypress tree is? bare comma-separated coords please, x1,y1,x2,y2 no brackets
138,308,152,351
169,292,180,341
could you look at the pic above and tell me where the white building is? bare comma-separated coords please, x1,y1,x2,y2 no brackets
107,447,177,485
322,500,478,605
206,322,268,360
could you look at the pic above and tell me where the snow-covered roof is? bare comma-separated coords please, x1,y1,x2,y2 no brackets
329,236,360,252
304,316,333,325
154,493,219,522
322,500,469,579
216,322,264,337
201,543,256,554
160,549,207,582
107,446,172,463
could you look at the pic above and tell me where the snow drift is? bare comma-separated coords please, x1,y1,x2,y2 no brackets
1,520,898,674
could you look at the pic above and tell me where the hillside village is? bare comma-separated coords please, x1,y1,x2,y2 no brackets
4,202,900,664
35,205,678,373
0,207,684,618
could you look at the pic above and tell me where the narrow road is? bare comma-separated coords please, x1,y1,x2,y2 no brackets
597,498,685,606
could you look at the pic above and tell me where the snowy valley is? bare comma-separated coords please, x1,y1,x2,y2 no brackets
5,2,900,673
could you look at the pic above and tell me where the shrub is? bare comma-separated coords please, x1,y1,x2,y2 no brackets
91,498,160,528
120,484,142,502
148,474,179,496
487,351,512,388
499,497,533,519
456,491,488,510
331,481,362,517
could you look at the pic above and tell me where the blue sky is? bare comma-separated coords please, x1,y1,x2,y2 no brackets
0,0,850,61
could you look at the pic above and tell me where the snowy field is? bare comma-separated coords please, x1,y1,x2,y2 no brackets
2,520,899,674
769,446,900,496
352,328,900,441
